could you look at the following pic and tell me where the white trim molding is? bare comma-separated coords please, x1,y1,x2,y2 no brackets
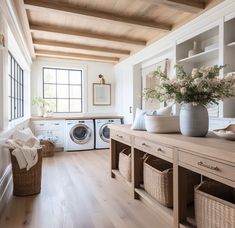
0,165,12,216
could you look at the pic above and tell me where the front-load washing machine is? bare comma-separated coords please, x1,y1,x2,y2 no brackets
65,119,94,151
95,118,122,149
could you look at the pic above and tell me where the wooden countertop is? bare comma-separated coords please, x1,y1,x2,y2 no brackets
31,115,124,120
109,124,235,165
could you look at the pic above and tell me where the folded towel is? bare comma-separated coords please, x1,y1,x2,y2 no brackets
5,138,41,170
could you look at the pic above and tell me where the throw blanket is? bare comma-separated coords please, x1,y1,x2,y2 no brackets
6,138,41,171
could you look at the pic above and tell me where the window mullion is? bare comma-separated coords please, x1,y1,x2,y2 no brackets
8,52,24,121
43,67,83,113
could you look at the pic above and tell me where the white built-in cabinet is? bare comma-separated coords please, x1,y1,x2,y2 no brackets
176,18,235,119
125,12,235,129
31,120,65,148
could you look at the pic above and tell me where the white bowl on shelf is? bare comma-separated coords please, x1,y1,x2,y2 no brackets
213,124,235,141
145,115,180,133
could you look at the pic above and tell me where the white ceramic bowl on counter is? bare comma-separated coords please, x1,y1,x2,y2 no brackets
213,124,235,141
145,115,180,133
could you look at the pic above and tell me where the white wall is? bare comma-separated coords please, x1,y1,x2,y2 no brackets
0,11,8,131
114,65,133,124
115,47,175,124
0,0,31,132
0,0,32,211
31,57,117,116
114,0,235,123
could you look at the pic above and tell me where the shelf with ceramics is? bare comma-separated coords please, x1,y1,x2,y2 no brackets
176,26,219,69
178,47,219,64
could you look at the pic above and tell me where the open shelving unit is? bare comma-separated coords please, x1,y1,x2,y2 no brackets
179,204,196,228
132,147,175,226
135,187,173,222
176,26,219,67
110,137,132,190
111,169,132,187
178,47,219,64
221,16,235,119
175,19,235,120
176,26,220,118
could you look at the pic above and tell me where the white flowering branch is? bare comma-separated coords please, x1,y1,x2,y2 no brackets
143,65,235,106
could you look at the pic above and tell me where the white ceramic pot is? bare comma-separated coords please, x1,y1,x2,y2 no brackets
37,106,47,117
180,103,208,137
145,115,180,133
37,106,43,117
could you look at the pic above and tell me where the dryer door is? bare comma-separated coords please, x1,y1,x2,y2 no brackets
70,124,92,144
99,124,110,143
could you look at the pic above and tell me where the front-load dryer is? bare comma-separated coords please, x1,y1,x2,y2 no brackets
95,118,122,149
65,119,94,151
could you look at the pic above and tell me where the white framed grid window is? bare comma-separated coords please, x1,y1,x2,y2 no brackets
8,52,24,121
43,67,83,113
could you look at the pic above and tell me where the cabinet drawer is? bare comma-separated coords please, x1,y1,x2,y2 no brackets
49,121,64,130
134,137,173,159
111,130,131,144
32,122,47,130
179,151,235,182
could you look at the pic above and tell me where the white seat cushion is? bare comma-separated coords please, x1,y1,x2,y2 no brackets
131,108,157,130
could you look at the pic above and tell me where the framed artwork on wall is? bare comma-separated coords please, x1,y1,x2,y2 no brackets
93,83,111,106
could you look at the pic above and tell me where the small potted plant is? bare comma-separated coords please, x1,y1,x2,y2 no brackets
32,96,50,117
143,65,235,137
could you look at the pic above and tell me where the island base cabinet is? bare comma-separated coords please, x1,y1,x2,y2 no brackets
109,125,235,228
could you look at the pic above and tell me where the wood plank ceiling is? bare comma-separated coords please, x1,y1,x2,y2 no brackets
15,0,223,63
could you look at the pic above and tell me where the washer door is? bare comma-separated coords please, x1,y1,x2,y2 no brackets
70,124,92,144
99,124,110,143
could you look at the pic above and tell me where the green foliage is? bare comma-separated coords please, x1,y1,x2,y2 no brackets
32,96,49,107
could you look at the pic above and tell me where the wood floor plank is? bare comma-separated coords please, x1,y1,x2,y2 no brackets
0,150,171,228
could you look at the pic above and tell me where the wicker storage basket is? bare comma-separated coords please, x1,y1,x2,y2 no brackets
118,148,131,182
195,180,235,228
40,140,55,157
10,148,42,196
144,156,173,207
144,156,200,207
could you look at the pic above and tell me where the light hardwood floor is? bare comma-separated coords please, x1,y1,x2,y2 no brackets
0,150,171,228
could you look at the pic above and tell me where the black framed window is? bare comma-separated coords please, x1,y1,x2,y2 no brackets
43,67,82,113
8,52,24,121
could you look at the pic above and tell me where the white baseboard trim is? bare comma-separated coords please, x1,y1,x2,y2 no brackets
0,165,12,216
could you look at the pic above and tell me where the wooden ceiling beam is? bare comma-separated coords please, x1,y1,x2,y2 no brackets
35,50,119,63
141,0,205,13
24,0,172,31
14,0,35,59
30,24,146,46
33,39,130,55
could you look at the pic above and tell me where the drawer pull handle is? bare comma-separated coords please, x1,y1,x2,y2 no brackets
197,161,220,171
157,148,165,153
142,143,148,147
39,124,44,126
54,123,60,125
116,134,123,139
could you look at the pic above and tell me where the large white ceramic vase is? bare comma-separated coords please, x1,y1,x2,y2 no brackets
180,103,208,137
